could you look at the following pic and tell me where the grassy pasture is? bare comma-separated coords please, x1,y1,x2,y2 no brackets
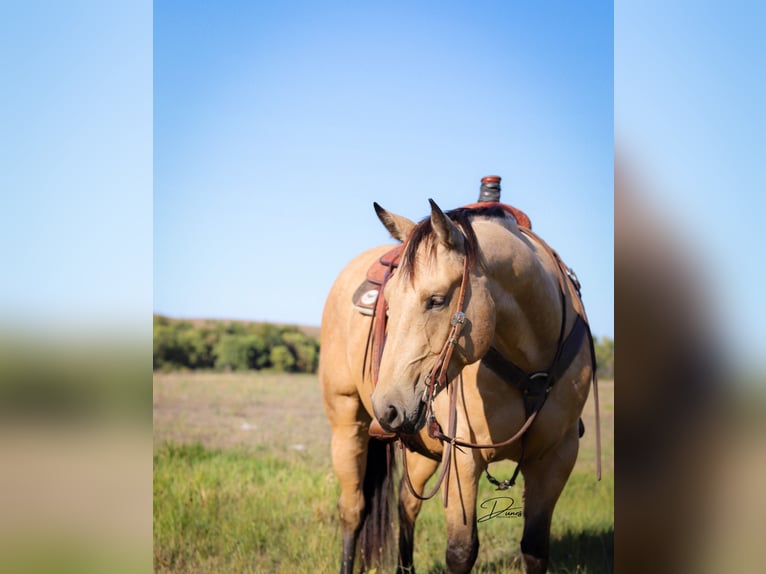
154,372,613,573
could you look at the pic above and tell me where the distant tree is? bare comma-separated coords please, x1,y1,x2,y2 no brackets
153,320,198,370
281,330,320,373
153,323,180,370
177,328,215,369
153,315,322,373
594,336,614,380
244,334,271,369
214,335,250,371
251,323,283,348
213,334,271,371
270,344,296,372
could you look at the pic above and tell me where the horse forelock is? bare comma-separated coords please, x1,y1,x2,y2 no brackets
399,205,507,281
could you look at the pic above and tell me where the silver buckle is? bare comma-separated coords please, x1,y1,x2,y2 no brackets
566,267,581,293
451,311,466,326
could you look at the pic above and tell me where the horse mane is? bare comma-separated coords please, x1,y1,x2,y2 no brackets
400,204,510,281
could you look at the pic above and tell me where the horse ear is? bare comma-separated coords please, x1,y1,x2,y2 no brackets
429,199,463,250
374,202,416,243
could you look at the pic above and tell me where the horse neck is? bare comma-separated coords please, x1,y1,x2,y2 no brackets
477,220,566,373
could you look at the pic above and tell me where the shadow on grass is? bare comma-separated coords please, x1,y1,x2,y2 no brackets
548,528,614,574
426,528,614,574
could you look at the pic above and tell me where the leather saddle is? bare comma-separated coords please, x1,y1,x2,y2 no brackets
352,245,403,316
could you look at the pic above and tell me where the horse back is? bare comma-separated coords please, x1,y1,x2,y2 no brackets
319,245,397,418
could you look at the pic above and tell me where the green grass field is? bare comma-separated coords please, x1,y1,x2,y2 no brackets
154,372,613,573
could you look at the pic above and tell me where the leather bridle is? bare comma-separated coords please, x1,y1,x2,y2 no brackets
372,220,601,505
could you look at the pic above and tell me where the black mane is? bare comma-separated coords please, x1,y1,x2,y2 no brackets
399,204,510,280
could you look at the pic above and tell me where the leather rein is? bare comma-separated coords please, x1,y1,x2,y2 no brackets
372,223,601,505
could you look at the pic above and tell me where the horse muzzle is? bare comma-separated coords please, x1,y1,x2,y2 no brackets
372,392,427,434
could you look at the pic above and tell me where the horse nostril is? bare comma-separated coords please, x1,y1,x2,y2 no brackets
379,403,402,432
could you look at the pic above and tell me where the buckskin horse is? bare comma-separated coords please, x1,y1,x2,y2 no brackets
319,198,599,574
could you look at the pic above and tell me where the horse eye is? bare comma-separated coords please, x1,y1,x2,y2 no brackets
426,295,447,310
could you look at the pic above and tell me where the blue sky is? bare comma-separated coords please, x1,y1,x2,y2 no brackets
0,1,152,333
154,1,614,338
616,0,766,370
4,1,764,367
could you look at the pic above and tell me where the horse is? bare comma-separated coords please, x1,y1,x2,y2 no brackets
319,198,598,574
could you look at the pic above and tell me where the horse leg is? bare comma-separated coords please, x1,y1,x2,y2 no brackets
328,396,369,574
443,449,483,574
519,428,579,574
398,449,439,574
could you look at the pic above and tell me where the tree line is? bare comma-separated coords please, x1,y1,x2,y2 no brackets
593,335,614,380
154,314,614,379
153,315,320,373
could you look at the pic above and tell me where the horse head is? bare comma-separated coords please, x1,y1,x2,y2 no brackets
370,200,496,433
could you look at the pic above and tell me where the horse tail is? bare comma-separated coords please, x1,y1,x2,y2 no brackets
358,437,397,571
